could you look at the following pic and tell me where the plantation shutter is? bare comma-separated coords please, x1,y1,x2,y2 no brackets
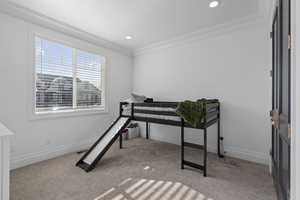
35,37,103,113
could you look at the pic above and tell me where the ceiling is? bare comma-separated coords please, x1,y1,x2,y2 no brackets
6,0,262,50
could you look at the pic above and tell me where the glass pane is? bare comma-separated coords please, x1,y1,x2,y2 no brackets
76,50,102,108
35,38,73,112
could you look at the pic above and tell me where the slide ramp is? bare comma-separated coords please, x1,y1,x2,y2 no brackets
76,117,131,172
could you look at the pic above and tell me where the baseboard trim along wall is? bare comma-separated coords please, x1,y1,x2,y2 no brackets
10,136,98,170
11,135,268,170
141,132,269,165
220,145,269,165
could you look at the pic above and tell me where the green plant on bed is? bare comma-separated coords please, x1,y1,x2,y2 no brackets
176,98,219,127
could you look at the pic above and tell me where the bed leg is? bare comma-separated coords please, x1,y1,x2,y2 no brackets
146,122,149,139
119,132,123,149
218,119,221,157
217,106,224,158
181,118,184,169
203,128,207,177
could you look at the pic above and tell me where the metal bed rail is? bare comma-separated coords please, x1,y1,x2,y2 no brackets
120,101,219,129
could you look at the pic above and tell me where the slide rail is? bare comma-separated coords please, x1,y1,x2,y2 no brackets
76,116,131,172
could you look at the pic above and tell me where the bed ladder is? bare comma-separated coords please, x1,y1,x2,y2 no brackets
181,118,207,177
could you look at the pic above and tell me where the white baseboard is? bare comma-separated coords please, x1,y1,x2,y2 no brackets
217,146,269,165
10,137,97,170
10,134,269,170
144,134,269,165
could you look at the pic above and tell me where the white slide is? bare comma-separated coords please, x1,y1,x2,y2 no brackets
76,117,131,172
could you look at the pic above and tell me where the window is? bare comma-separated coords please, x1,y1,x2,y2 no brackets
35,37,105,114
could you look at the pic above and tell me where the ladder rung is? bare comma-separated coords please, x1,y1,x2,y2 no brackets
183,142,204,150
183,160,204,170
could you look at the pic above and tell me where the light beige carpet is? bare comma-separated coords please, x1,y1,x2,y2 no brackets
10,138,277,200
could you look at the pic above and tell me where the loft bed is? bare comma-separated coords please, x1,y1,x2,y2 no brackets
76,100,224,176
119,100,224,177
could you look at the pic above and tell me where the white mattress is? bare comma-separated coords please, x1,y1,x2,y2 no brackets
122,105,181,121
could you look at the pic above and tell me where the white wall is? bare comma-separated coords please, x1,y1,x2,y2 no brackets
133,21,272,164
0,13,133,169
291,0,300,198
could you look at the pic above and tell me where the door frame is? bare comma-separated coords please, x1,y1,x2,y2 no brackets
291,0,300,199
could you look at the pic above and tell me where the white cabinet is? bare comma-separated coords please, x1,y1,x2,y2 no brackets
0,123,13,200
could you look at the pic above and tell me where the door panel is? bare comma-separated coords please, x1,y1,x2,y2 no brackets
279,137,290,198
271,0,291,200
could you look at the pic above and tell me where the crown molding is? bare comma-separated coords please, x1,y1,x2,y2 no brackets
0,1,133,57
134,13,267,56
0,0,272,58
134,0,273,56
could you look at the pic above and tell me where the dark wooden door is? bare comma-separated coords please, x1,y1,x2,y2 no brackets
271,0,291,200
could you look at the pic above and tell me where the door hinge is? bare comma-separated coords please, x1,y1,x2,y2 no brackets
270,109,282,129
270,70,273,78
270,32,273,39
288,35,292,49
288,124,292,139
269,110,274,118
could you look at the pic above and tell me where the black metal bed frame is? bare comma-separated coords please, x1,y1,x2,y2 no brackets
119,101,224,177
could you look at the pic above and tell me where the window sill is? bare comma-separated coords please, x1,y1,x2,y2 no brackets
29,107,108,121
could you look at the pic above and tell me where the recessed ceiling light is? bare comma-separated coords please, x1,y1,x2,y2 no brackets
209,1,219,8
125,36,133,40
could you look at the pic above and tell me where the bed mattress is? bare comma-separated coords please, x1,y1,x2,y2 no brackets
122,105,181,121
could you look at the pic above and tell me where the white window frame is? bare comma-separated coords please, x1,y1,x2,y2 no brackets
28,26,107,120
